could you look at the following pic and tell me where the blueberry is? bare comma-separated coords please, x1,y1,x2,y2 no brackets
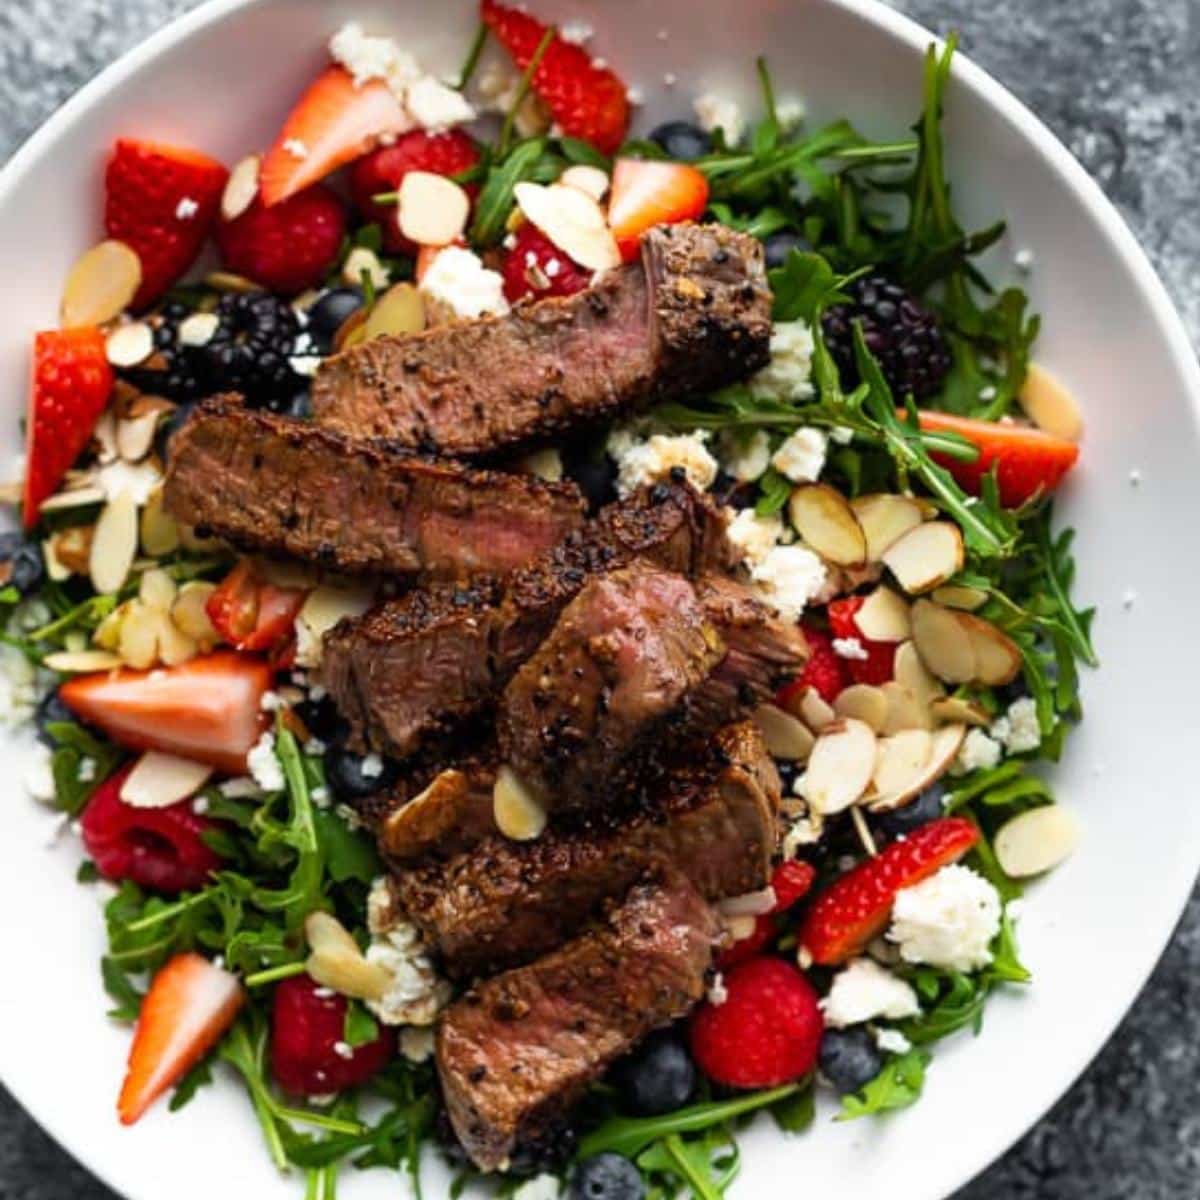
34,688,73,748
763,229,810,270
648,120,712,161
874,782,947,838
819,1028,883,1095
323,744,400,800
306,288,365,353
0,532,45,596
562,442,617,511
611,1032,696,1116
567,1153,645,1200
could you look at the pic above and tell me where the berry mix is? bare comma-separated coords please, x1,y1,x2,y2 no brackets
3,8,1095,1200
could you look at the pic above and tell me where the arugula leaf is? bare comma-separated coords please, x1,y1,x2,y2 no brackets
769,1084,815,1133
314,808,381,886
755,467,791,517
101,955,144,1023
343,1002,380,1049
767,250,855,323
470,138,550,245
839,1049,930,1119
170,1056,215,1112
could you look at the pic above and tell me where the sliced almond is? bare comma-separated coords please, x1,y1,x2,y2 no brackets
893,640,944,708
116,408,162,463
398,171,470,247
305,911,391,1002
43,535,71,582
364,282,426,341
911,599,977,684
879,681,934,734
834,684,889,733
804,718,878,815
178,312,220,348
40,486,106,514
956,612,1023,686
204,270,261,294
139,568,177,612
932,584,988,612
881,521,965,595
171,581,218,645
42,649,123,673
342,245,390,291
514,181,621,271
105,322,155,368
788,484,867,567
559,164,610,201
294,584,375,668
222,153,261,221
139,487,180,556
89,491,139,596
753,703,815,761
157,614,198,667
850,493,924,561
869,723,966,812
995,804,1082,877
798,687,836,733
92,603,126,651
118,601,161,669
493,765,548,841
717,888,778,918
61,239,142,328
119,751,213,808
854,586,911,642
872,729,933,798
1019,363,1084,443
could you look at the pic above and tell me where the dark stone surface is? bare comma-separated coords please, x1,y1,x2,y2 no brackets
0,2,1196,1198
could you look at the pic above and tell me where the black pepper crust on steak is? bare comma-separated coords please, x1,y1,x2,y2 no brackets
309,222,773,458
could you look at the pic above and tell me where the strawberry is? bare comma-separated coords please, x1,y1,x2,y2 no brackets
501,222,591,304
689,958,823,1089
59,652,272,775
716,914,775,970
23,328,113,528
216,185,346,296
798,817,980,966
259,67,410,207
349,130,481,253
480,0,630,154
105,139,228,309
81,765,222,894
827,596,898,686
607,159,710,263
271,975,395,1097
717,860,817,969
118,953,244,1124
916,409,1080,508
776,624,846,709
206,560,308,654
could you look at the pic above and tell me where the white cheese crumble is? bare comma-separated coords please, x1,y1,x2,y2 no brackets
247,731,285,792
744,544,828,623
607,427,718,497
888,864,1002,973
775,97,806,130
820,958,920,1028
693,93,745,145
332,1040,354,1060
719,429,771,482
707,972,728,1006
832,636,869,661
771,426,827,483
783,812,824,857
290,355,322,378
174,196,199,220
747,320,816,403
875,1027,913,1056
360,753,384,780
329,22,421,94
725,508,783,565
364,916,452,1027
400,1026,436,1064
991,696,1040,755
405,76,476,133
219,776,261,799
23,743,57,805
512,1175,562,1200
0,644,37,726
419,246,510,320
954,727,1003,774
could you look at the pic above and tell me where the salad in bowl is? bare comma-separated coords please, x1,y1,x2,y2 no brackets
2,5,1096,1199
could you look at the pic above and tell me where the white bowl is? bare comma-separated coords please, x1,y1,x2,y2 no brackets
1,1,1197,1198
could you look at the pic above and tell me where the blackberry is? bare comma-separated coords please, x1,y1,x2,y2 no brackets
202,292,301,401
120,301,209,402
821,274,952,400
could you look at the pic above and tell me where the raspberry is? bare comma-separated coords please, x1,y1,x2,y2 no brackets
776,624,846,708
689,958,823,1089
827,597,897,686
501,223,591,304
271,974,395,1097
80,766,222,894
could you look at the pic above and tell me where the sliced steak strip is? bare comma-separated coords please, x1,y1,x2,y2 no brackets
436,866,718,1171
311,223,771,458
390,722,779,977
319,481,731,758
162,397,585,580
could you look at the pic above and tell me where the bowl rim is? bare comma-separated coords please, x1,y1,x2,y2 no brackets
1,1,1197,1197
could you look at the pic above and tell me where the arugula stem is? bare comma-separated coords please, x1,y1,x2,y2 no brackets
498,27,554,155
456,22,488,91
123,888,215,933
1035,517,1099,665
755,56,778,127
663,1133,723,1200
245,960,308,988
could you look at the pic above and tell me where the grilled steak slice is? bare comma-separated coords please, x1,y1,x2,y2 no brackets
390,722,779,977
311,223,772,458
319,481,731,758
436,866,718,1171
162,397,585,579
498,571,807,812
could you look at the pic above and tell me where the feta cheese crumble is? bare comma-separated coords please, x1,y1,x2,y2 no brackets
363,911,452,1027
360,753,384,780
707,972,728,1006
875,1027,913,1056
607,427,718,497
888,864,1002,973
954,727,1003,774
991,696,1041,755
247,731,285,793
329,22,421,94
771,426,827,484
832,636,869,661
725,508,783,565
693,93,745,145
719,429,771,482
405,76,476,133
744,544,828,623
400,1026,436,1064
174,196,199,220
419,246,509,320
747,320,816,404
821,958,920,1028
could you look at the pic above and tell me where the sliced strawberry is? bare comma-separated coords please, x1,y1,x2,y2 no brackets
776,624,846,708
259,66,411,208
349,130,481,253
607,158,709,263
798,817,980,965
827,596,898,686
24,328,113,528
916,410,1080,508
105,139,228,309
118,953,244,1124
501,222,591,303
59,652,272,775
481,0,630,154
770,860,817,912
206,560,308,654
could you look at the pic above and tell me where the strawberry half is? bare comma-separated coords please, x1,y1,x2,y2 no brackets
916,410,1080,508
206,560,308,653
59,652,272,775
607,158,710,263
501,222,591,303
827,596,899,687
798,816,980,965
118,953,244,1124
105,139,228,309
259,67,411,207
481,0,630,155
776,624,847,708
24,328,113,528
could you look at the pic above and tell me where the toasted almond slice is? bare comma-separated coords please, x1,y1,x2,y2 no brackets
204,270,261,294
855,586,911,642
178,311,220,348
882,521,965,596
222,153,261,221
43,535,71,582
118,601,161,669
139,567,177,612
798,687,836,733
42,649,123,673
493,765,548,841
929,696,991,727
932,584,987,611
893,640,944,708
804,718,878,815
89,491,139,596
956,612,1023,686
116,408,162,463
911,598,977,684
872,729,933,797
398,171,470,247
850,493,924,562
364,282,426,341
788,484,867,567
157,614,198,667
92,602,127,651
294,584,375,668
343,245,390,291
559,163,610,201
753,703,815,761
61,240,142,328
305,911,392,1002
105,322,154,368
171,581,219,645
995,804,1082,877
139,487,180,557
1019,363,1084,442
834,684,889,732
869,723,966,812
879,681,934,734
40,486,106,514
514,181,621,271
120,751,213,808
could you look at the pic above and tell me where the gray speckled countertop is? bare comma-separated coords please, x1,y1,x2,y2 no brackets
0,1,1197,1197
